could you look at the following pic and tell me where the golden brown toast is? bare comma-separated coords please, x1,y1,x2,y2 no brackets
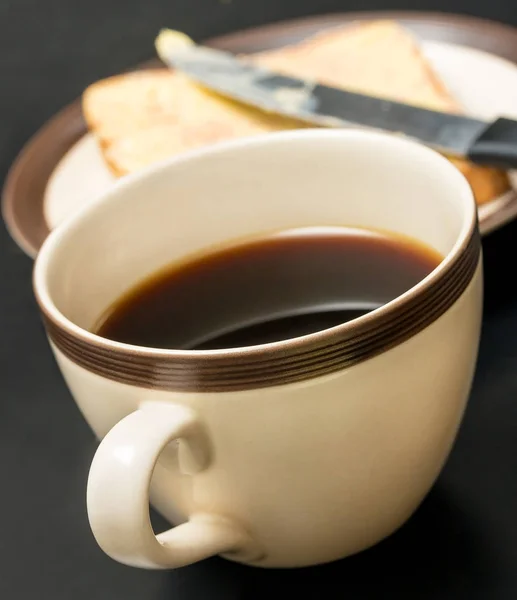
82,20,509,204
83,69,303,176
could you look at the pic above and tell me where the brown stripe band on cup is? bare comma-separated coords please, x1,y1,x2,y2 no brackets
42,225,481,392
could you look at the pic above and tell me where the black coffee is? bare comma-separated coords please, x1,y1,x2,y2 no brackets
96,227,442,350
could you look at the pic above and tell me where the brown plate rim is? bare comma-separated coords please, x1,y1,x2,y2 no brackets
4,10,517,258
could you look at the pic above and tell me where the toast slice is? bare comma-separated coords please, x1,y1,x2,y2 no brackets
82,20,510,204
83,69,303,176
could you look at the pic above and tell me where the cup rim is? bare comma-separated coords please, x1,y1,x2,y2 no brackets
33,129,479,389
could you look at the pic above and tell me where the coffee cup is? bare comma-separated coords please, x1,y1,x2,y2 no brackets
33,129,482,569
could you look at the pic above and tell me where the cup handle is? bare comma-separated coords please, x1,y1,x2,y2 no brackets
86,403,259,569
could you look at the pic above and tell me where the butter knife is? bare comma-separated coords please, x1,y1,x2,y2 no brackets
155,30,517,169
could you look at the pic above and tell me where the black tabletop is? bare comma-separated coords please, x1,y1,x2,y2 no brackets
2,1,517,598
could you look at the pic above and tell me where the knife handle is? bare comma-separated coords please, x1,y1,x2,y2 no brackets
468,117,517,169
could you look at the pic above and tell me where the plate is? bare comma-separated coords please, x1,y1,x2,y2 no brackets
5,11,517,257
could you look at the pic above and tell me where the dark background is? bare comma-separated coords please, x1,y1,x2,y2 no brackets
2,1,517,598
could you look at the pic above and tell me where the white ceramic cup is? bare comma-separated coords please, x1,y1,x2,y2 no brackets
33,129,482,570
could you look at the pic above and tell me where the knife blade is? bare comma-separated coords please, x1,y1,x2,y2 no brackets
155,30,517,170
